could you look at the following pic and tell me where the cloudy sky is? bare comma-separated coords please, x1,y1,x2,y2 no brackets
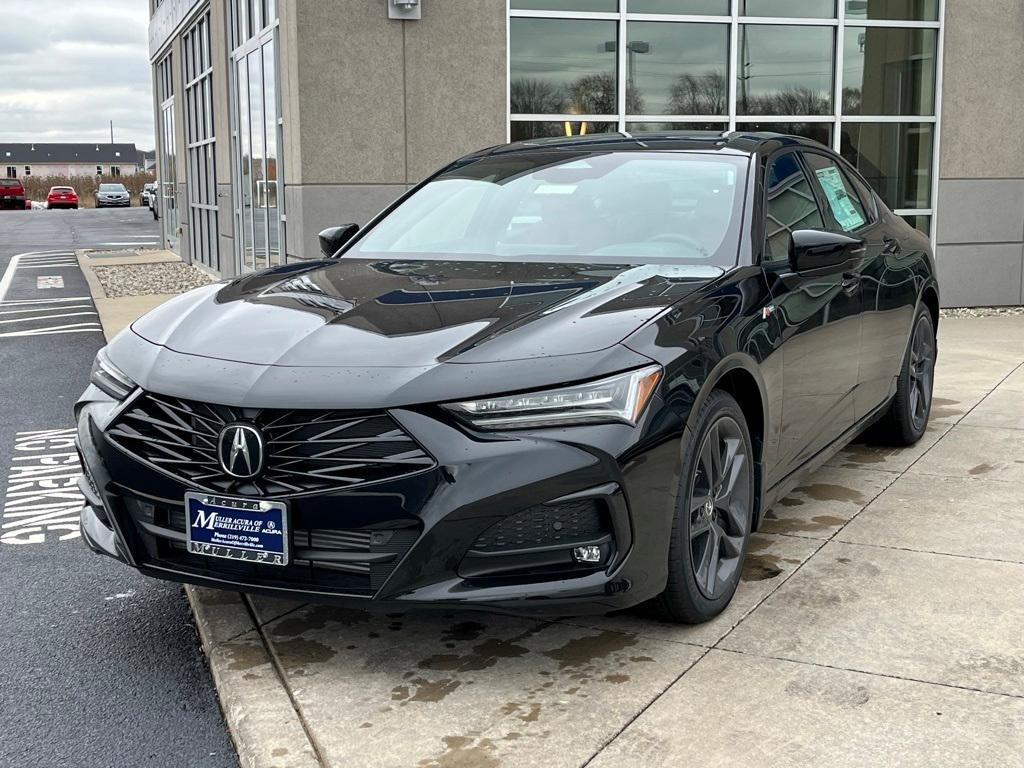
0,1,154,149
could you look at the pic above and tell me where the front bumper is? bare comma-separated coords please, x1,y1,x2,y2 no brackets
76,388,684,616
96,198,130,207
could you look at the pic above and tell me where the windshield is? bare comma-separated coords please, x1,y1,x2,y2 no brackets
99,184,126,192
347,151,747,266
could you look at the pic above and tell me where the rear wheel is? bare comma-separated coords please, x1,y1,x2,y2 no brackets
653,391,754,624
869,306,935,446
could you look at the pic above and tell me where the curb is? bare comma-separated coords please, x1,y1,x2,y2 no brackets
187,587,321,768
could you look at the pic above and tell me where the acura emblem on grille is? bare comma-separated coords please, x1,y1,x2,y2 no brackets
218,423,264,479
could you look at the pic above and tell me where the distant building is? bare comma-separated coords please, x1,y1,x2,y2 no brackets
0,143,144,179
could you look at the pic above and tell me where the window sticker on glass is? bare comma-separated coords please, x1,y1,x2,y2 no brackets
814,166,866,231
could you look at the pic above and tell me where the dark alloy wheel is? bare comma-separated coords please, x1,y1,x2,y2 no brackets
689,415,751,599
869,305,936,446
654,390,755,623
907,314,935,432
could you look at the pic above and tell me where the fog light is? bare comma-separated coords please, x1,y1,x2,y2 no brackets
572,545,602,564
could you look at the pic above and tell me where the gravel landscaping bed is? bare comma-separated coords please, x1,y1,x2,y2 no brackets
940,306,1024,318
92,262,214,298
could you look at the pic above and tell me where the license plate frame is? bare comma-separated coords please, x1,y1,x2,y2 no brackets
184,492,290,566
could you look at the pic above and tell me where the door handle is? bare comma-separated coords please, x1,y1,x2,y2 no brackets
883,236,902,255
841,273,859,295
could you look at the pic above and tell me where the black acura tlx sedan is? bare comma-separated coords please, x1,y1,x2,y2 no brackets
76,132,939,623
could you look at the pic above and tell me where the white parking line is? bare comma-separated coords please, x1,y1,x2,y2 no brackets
0,325,103,338
0,252,103,338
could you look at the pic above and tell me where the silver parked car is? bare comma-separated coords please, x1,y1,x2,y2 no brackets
95,183,131,208
140,182,157,207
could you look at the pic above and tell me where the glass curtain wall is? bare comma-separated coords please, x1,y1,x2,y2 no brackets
183,12,220,271
156,53,179,252
509,0,942,234
230,0,283,272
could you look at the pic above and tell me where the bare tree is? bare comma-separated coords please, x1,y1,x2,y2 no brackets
668,70,728,115
510,77,566,115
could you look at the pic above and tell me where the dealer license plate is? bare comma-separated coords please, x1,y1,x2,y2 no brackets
185,492,289,566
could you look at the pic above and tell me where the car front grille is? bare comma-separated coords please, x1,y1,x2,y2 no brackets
124,497,420,596
105,392,436,497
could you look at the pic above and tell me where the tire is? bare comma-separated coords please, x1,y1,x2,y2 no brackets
869,306,935,446
652,390,755,624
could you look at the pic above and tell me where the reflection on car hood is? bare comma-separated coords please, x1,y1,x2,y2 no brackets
130,257,723,367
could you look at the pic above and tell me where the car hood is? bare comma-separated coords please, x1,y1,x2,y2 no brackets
131,257,723,367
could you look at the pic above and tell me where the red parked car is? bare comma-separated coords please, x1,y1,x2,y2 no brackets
0,178,27,210
47,186,79,210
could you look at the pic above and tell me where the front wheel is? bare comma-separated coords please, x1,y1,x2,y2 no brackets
653,390,755,624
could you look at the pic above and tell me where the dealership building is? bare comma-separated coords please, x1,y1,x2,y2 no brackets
148,0,1023,307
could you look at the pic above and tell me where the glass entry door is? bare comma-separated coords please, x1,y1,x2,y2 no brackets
231,0,282,273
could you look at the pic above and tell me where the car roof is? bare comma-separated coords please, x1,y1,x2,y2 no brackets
473,130,826,160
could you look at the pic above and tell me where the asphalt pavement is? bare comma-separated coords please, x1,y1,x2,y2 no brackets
0,208,237,767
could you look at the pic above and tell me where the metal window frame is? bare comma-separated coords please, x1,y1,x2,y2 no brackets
183,11,220,272
505,0,945,243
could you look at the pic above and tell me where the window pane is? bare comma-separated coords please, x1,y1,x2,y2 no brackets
738,25,834,115
629,0,729,13
511,0,617,11
742,0,836,17
843,27,937,115
510,120,617,141
901,214,930,234
764,152,825,262
263,40,280,266
510,19,618,115
840,122,933,209
626,121,727,132
626,22,729,115
845,0,938,21
737,122,833,146
803,152,868,232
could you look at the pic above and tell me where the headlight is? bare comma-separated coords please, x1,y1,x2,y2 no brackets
90,347,136,400
444,365,662,430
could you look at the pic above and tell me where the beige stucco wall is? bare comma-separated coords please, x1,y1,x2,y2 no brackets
935,0,1024,306
283,0,507,259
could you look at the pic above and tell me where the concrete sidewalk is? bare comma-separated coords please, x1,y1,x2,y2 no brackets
189,316,1024,768
80,262,1024,768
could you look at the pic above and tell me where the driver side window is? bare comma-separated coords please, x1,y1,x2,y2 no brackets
764,152,824,264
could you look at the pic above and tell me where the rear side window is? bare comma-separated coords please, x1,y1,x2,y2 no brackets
764,152,824,263
803,152,868,233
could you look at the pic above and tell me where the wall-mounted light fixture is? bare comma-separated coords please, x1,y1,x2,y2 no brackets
388,0,421,20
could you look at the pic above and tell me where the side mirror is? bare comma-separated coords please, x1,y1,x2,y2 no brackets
318,224,359,258
789,229,865,273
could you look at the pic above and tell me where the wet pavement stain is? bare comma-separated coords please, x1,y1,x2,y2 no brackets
271,605,369,637
761,514,848,535
419,637,531,672
777,497,805,507
604,673,630,684
969,462,996,475
273,636,337,666
931,397,962,419
630,656,654,663
441,621,487,644
420,736,500,768
222,640,266,671
392,677,462,703
742,553,784,581
542,630,638,669
793,483,865,503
